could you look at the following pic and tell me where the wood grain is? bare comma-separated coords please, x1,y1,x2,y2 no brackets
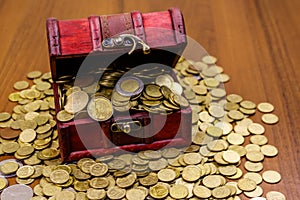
0,0,299,199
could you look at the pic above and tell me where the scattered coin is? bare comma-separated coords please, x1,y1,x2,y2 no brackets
0,176,8,191
261,144,278,157
170,184,188,199
262,170,281,184
257,102,274,113
262,113,279,124
237,178,257,192
266,191,286,200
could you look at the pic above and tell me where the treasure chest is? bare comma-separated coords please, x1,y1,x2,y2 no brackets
46,8,192,162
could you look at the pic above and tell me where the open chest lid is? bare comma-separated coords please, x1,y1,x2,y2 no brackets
46,8,187,81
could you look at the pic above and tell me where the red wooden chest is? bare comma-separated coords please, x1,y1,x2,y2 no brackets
46,8,192,162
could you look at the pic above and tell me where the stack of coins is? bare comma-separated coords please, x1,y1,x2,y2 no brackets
0,54,285,200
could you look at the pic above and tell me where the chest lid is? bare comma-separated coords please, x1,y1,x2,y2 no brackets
47,8,187,80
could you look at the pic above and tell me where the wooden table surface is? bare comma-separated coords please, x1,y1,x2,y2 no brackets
0,0,299,199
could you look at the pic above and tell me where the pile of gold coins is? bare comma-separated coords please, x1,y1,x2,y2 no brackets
56,66,190,122
0,55,285,200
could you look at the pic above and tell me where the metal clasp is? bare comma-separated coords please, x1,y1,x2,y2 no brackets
102,34,150,55
111,120,142,133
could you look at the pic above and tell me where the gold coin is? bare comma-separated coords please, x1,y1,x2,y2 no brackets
145,84,162,98
16,165,35,178
203,78,219,88
116,173,136,188
157,168,176,182
139,172,158,186
183,152,202,165
87,97,113,121
126,188,147,200
208,105,225,118
239,107,256,115
227,132,245,145
27,71,42,79
171,93,189,108
246,151,264,162
64,91,89,114
215,73,230,82
228,110,244,120
170,82,183,95
0,161,19,174
222,150,241,164
266,191,286,200
24,153,41,165
42,183,62,196
228,145,247,157
202,175,222,189
0,112,11,122
120,79,140,93
72,168,91,180
244,172,263,185
90,163,108,177
50,169,70,184
250,135,268,145
261,113,279,124
36,81,51,91
262,170,281,184
74,180,90,192
210,88,226,98
245,144,261,152
170,184,188,199
260,144,278,157
56,110,74,122
211,186,231,199
240,100,256,109
16,177,35,185
182,165,201,182
90,177,109,189
16,145,34,156
193,185,211,198
227,168,243,180
155,75,173,88
192,85,207,95
107,186,126,199
149,184,168,199
244,185,263,198
224,102,240,111
19,129,36,143
244,161,263,172
248,123,265,135
227,94,243,103
41,148,60,159
202,55,217,64
237,178,257,191
14,81,30,90
148,158,168,171
55,190,76,200
2,142,20,154
31,165,44,179
161,148,180,158
226,182,242,195
206,126,223,137
218,165,237,176
0,177,7,190
80,160,96,173
209,139,228,152
257,102,274,113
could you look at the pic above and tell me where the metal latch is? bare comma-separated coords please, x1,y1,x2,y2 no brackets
102,34,150,55
111,120,142,134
